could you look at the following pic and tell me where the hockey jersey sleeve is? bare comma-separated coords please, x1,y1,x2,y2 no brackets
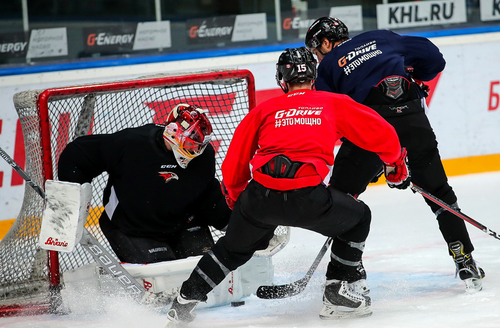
335,94,401,164
193,177,231,230
389,32,446,81
220,108,261,202
58,134,122,184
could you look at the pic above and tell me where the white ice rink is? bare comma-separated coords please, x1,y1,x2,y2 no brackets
1,171,499,328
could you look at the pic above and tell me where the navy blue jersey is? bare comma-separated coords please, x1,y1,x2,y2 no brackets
58,124,230,238
315,30,446,103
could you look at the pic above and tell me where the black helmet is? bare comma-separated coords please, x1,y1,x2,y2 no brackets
305,17,349,49
275,47,317,93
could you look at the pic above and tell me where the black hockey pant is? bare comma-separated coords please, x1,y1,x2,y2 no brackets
179,180,371,301
330,109,474,254
103,224,214,264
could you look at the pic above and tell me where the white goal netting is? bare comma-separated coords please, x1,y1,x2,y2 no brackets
0,69,256,315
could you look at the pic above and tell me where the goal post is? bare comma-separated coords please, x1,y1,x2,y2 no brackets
0,69,256,316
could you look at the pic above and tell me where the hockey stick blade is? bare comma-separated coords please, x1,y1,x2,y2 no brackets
256,237,333,299
411,183,500,241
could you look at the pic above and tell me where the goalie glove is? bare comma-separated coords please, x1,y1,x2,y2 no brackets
221,181,236,210
383,147,410,190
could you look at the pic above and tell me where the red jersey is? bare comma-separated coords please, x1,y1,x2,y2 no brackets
221,89,401,201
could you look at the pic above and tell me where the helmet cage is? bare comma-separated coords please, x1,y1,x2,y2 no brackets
163,104,213,168
275,47,317,93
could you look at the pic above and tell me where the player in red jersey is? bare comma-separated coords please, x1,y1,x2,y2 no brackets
163,47,409,325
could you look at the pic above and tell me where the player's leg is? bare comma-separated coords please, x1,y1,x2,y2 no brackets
330,139,384,197
327,143,380,296
101,225,177,264
166,182,277,325
388,112,484,292
171,225,215,258
305,186,372,319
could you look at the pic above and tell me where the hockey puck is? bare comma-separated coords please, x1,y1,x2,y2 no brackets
231,301,245,307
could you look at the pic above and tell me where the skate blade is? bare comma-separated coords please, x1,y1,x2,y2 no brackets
319,304,373,320
464,278,483,294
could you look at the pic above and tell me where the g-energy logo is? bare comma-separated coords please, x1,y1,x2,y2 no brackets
0,42,28,54
189,23,233,38
282,17,317,30
87,33,134,46
338,41,382,75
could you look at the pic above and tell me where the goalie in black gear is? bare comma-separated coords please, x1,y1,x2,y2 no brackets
58,103,231,264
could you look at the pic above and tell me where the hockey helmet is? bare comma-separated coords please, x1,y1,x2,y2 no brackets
305,17,349,50
275,47,317,93
163,103,213,168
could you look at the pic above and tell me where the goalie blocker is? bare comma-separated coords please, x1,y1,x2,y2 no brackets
40,180,92,252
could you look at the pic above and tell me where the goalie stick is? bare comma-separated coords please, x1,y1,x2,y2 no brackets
74,93,95,139
0,146,147,302
411,183,500,241
256,237,333,299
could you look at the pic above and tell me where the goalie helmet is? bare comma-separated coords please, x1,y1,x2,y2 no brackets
163,103,213,168
305,17,349,50
275,47,317,93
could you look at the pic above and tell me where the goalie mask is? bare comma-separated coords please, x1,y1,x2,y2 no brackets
276,47,317,93
163,103,213,168
305,17,349,50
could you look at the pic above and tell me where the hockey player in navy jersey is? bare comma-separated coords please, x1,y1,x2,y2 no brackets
305,17,484,293
58,103,231,264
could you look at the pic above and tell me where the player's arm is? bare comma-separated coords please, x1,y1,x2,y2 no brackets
221,109,260,203
58,135,114,184
335,95,410,189
397,34,445,81
195,177,231,230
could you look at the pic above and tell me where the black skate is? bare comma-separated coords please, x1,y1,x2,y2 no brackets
319,279,372,319
449,241,485,293
164,293,199,327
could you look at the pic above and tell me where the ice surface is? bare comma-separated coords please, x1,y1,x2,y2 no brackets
1,172,499,327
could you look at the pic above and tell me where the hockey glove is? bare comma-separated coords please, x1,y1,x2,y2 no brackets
221,181,236,210
383,147,410,190
414,79,430,97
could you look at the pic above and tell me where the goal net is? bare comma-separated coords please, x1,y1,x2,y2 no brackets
0,69,256,316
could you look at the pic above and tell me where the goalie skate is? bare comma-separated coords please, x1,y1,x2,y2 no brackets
319,280,372,320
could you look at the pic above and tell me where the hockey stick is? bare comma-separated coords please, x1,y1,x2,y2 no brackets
256,237,333,299
0,146,147,302
0,146,46,200
74,93,95,138
411,183,500,241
